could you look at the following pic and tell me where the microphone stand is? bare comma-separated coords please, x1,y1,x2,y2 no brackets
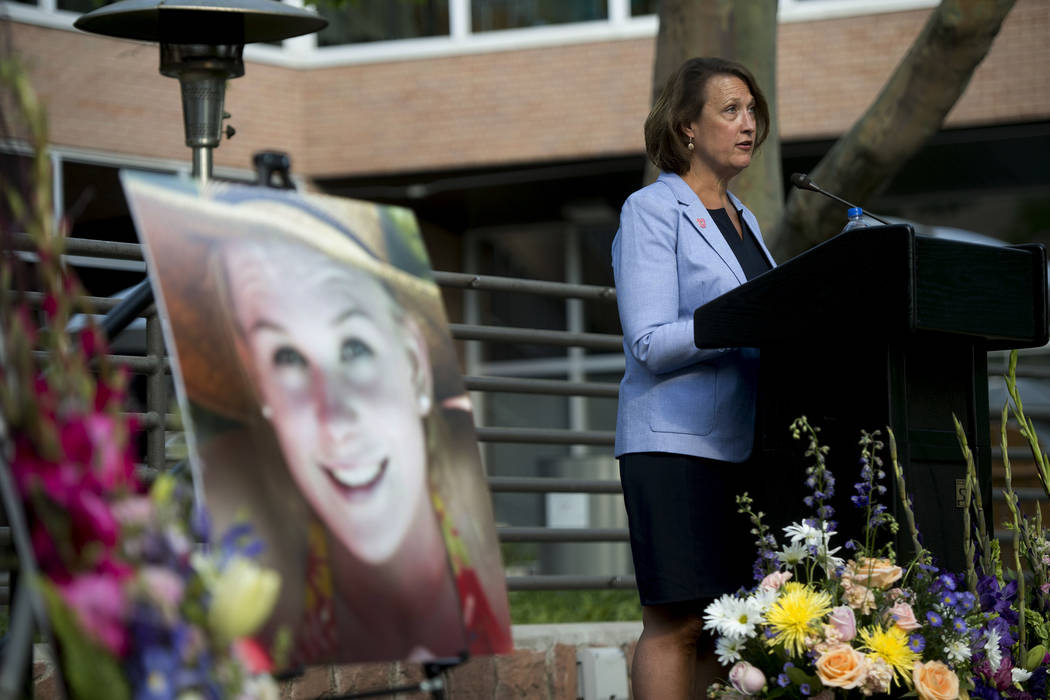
789,172,892,225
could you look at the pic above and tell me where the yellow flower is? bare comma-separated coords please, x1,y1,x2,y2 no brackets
208,556,281,643
859,624,919,686
766,582,833,656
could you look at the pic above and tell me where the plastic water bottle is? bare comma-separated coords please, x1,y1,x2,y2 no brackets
842,207,875,232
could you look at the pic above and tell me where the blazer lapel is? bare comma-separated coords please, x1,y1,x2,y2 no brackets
658,173,746,284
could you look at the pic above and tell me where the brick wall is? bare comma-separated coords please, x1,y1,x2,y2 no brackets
31,622,644,699
6,1,1048,178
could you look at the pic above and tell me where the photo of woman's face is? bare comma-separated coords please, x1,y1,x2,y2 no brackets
225,240,431,565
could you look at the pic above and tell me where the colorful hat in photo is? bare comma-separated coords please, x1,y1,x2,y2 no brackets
122,171,464,424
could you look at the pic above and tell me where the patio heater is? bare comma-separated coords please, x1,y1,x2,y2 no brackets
73,0,326,337
74,0,327,184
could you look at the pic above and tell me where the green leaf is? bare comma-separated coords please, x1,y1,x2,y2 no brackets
785,666,817,687
39,579,131,700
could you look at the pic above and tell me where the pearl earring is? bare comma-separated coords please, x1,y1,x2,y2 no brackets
261,404,274,420
419,394,432,414
687,137,694,151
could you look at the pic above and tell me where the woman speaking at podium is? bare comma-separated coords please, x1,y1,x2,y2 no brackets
611,57,776,699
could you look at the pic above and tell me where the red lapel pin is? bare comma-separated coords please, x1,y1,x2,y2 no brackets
696,217,707,229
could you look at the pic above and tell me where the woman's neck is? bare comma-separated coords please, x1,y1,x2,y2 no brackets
681,167,731,211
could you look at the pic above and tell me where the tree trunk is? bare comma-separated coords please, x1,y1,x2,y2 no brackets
647,0,782,236
768,0,1017,260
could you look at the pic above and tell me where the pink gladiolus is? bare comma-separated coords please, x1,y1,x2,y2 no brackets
71,490,120,548
729,661,766,695
828,605,857,641
60,573,129,656
84,414,134,488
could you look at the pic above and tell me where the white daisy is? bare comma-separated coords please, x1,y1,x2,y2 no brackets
783,522,820,545
984,627,1003,671
747,588,778,613
702,594,761,639
777,541,809,566
945,637,972,664
715,635,747,666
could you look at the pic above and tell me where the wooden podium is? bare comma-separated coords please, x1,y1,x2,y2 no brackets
694,224,1048,572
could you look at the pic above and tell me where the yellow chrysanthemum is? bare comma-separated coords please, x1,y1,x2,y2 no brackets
858,625,919,685
765,582,833,656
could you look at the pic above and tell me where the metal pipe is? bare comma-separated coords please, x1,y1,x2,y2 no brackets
507,575,637,591
475,426,614,445
498,527,629,543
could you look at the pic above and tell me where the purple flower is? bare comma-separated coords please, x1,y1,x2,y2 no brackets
777,673,790,687
926,611,943,627
800,683,811,695
128,644,179,700
908,634,926,652
953,617,968,633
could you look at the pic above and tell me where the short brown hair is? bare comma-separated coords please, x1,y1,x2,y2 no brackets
644,57,770,176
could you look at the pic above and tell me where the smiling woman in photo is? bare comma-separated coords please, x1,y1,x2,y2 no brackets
122,174,512,667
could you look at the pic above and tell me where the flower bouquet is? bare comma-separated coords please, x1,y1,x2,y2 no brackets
704,402,1050,700
0,58,283,699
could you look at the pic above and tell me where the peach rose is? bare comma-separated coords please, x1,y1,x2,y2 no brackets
815,644,868,689
913,660,960,700
846,557,902,589
759,570,793,591
887,601,921,631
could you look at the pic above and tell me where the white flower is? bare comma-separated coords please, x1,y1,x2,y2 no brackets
784,522,821,545
747,588,778,613
715,636,747,666
1012,668,1033,684
945,637,972,664
703,594,763,640
984,627,1003,672
777,541,808,566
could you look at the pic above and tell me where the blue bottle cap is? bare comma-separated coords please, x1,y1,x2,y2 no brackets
847,207,863,218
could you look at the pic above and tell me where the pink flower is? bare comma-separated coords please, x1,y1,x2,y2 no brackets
59,573,129,656
729,661,766,695
71,489,120,548
139,567,185,621
111,496,153,527
828,605,857,641
759,570,793,591
887,601,921,631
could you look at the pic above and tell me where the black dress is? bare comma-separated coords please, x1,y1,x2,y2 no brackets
619,208,771,606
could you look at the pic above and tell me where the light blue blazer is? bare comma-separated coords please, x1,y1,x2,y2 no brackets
612,172,776,462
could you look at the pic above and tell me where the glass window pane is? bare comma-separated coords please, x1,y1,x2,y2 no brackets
630,0,657,16
315,0,449,47
57,0,111,13
471,0,607,32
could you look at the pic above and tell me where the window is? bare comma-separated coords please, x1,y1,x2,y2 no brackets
313,0,449,47
470,0,607,32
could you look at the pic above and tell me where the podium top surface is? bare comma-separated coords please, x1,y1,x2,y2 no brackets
694,224,1049,351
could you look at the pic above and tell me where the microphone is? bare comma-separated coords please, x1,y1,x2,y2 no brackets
789,173,892,225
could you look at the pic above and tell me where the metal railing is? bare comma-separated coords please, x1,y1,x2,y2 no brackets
10,231,632,592
10,232,1049,594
